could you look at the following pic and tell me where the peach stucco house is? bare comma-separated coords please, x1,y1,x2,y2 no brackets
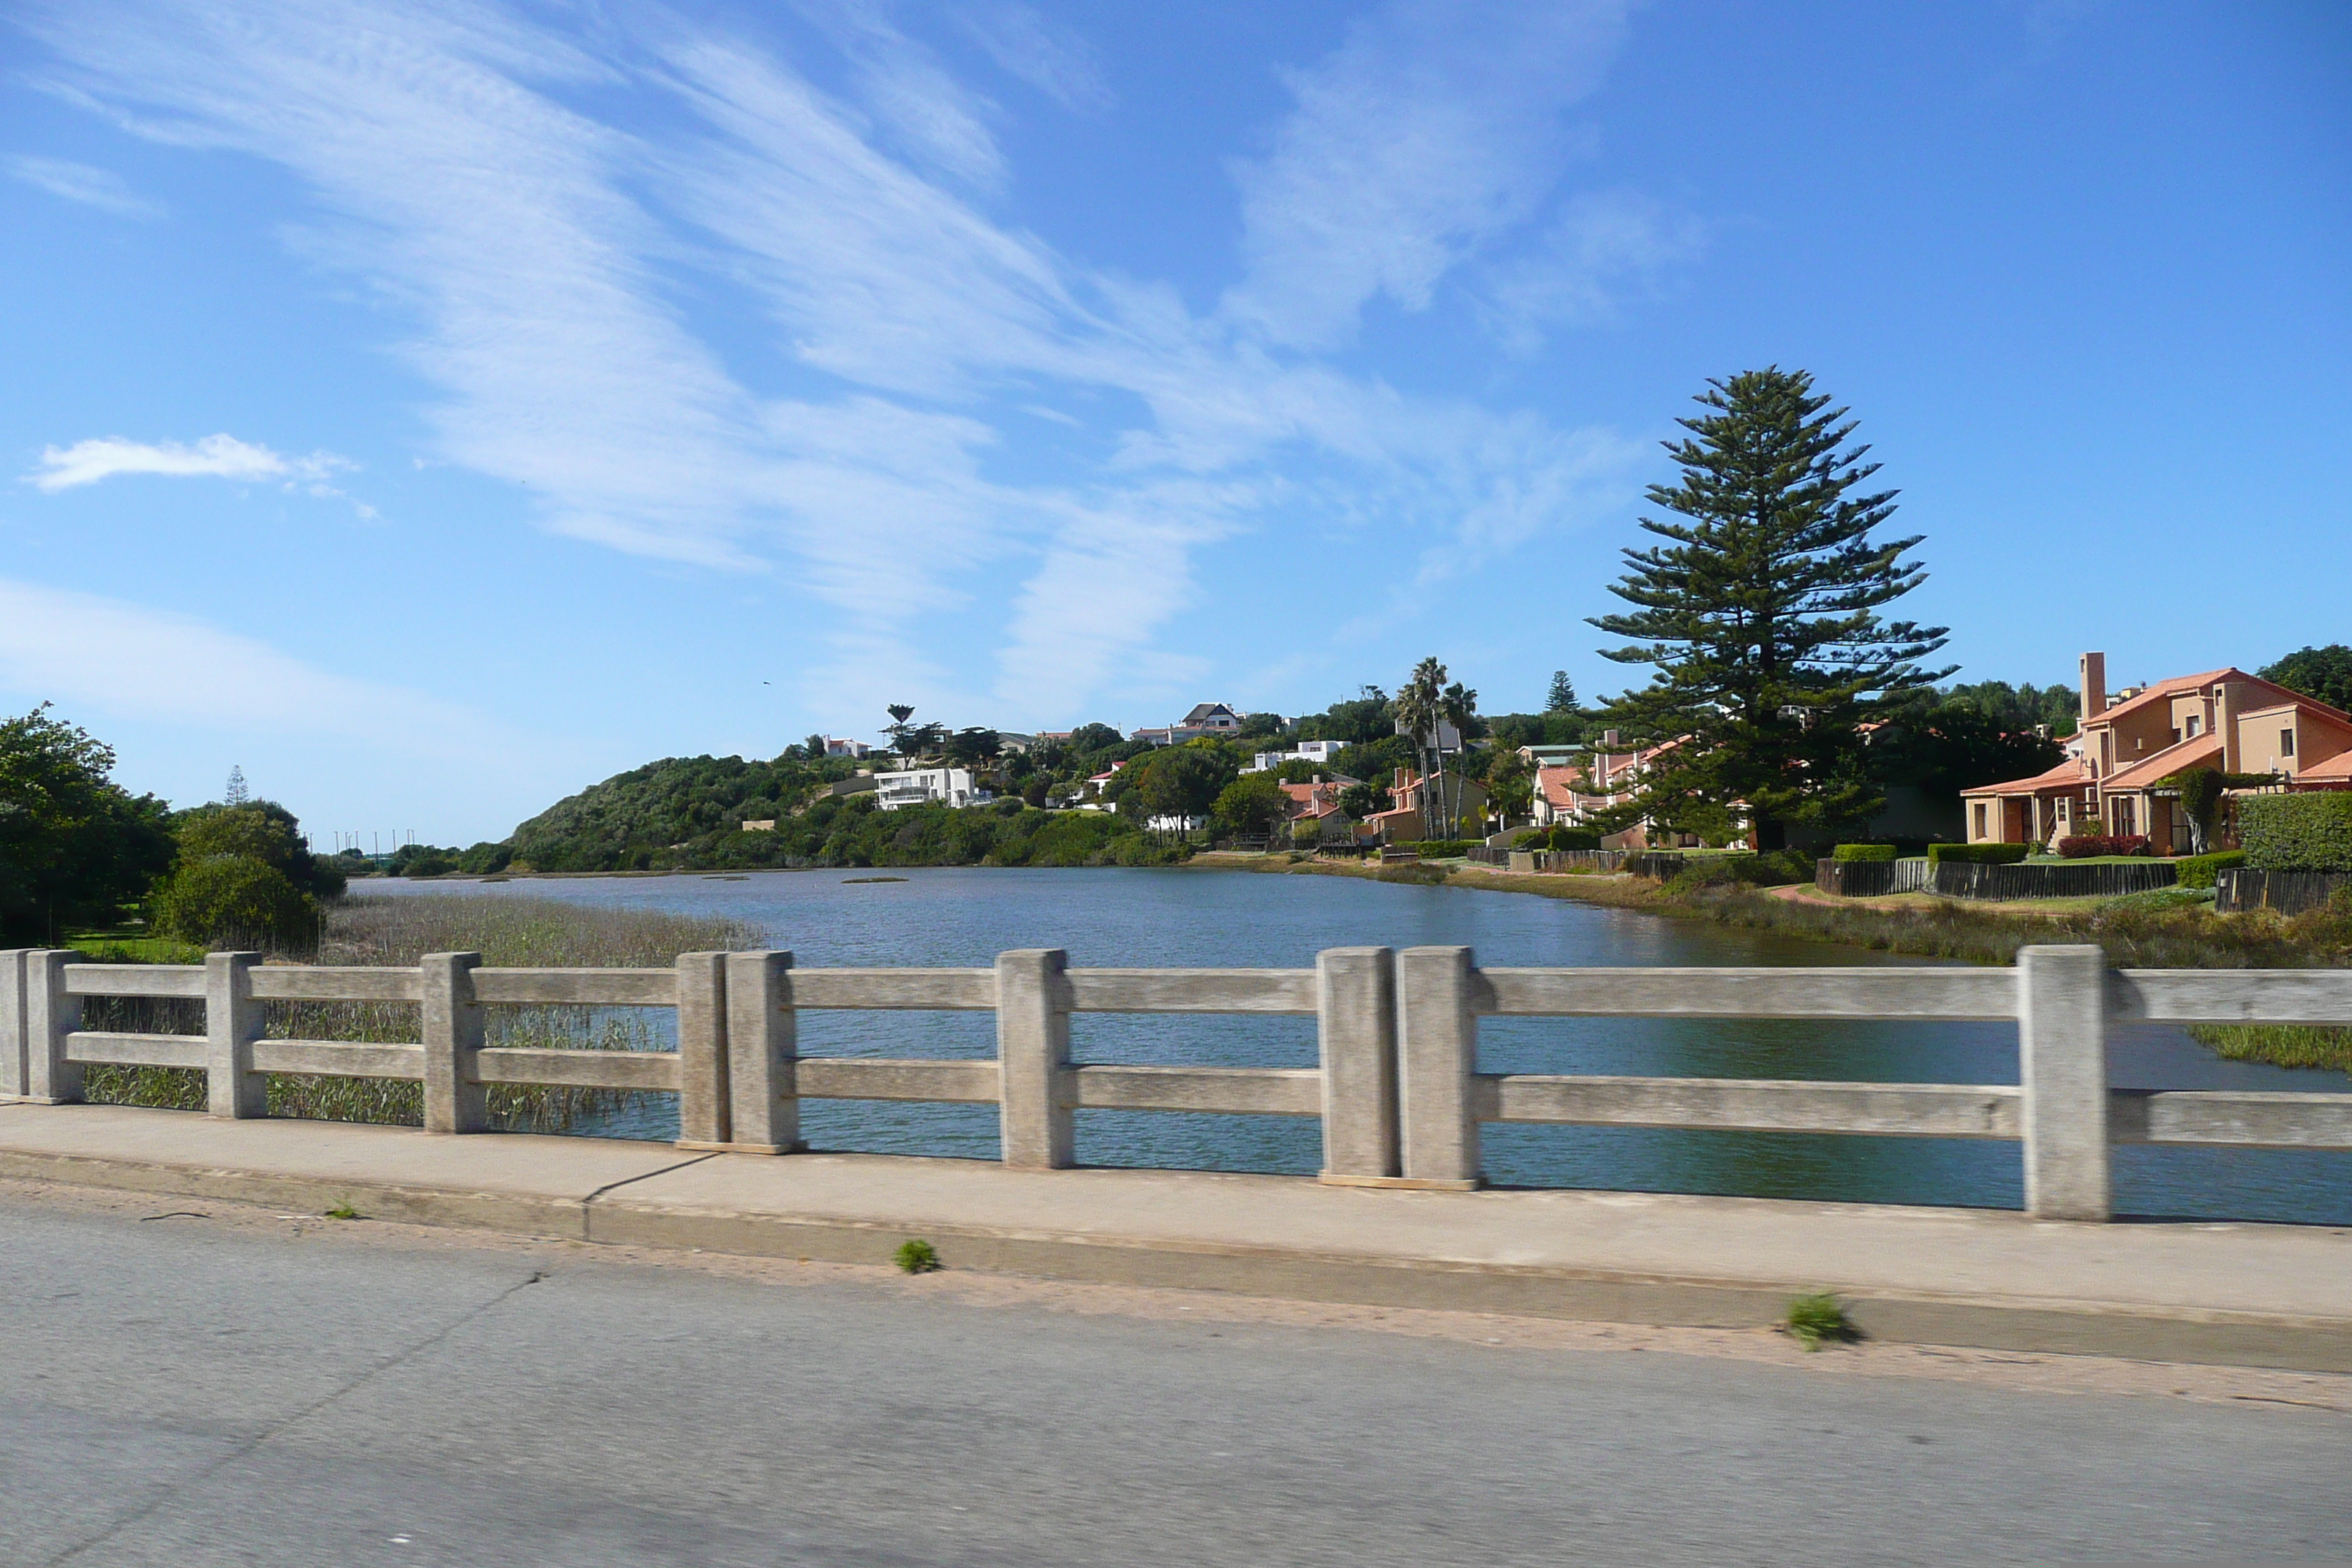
1961,652,2352,853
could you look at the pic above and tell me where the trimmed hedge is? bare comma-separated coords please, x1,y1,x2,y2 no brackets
1831,843,1898,862
1520,824,1603,851
1928,842,2029,865
2174,849,2247,890
2056,834,2152,859
1406,840,1482,858
2239,793,2352,872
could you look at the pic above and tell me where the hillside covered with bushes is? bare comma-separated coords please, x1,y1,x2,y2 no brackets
505,754,1183,872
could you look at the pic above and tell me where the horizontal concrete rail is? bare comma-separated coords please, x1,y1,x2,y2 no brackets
2115,1090,2352,1150
2114,969,2352,1024
1474,1075,2023,1139
64,965,204,999
795,1058,1000,1104
1066,970,1318,1014
9,944,2348,1224
1480,966,2019,1021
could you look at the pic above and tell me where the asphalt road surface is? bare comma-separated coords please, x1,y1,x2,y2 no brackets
1,1190,2345,1567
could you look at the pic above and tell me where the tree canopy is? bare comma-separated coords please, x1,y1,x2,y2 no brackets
2261,644,2352,714
0,706,176,943
1589,369,1951,849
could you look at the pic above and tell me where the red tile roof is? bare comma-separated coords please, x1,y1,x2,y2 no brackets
1961,758,2091,798
2101,734,2223,793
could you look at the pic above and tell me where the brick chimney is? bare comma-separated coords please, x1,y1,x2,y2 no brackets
2079,652,2106,726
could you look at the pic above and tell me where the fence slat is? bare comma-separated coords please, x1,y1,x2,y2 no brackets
2113,1089,2352,1149
474,1047,679,1092
1479,1075,2020,1137
251,1041,424,1079
64,965,204,998
1071,1064,1322,1116
64,1031,208,1069
794,1057,1000,1104
470,968,676,1006
2114,969,2352,1024
248,967,423,1002
789,969,995,1010
1482,967,2016,1019
1067,969,1316,1014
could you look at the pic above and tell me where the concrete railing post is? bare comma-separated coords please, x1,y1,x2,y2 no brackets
206,951,268,1119
1316,946,1398,1181
26,950,83,1105
421,952,487,1134
1,950,28,1101
674,951,729,1148
723,951,799,1154
997,949,1073,1169
2018,943,2110,1221
1396,946,1481,1188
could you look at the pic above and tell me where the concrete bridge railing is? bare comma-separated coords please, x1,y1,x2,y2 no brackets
4,945,2348,1223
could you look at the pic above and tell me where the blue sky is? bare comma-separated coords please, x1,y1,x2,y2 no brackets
3,0,2345,845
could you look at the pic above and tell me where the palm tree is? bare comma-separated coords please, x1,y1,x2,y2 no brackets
1396,657,1447,838
1439,680,1479,837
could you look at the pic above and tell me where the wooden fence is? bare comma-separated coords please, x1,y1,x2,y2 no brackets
2217,869,2352,916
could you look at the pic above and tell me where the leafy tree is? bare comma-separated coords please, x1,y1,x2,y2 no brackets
1236,711,1289,739
944,727,1001,766
1866,698,2063,809
1545,671,1578,714
881,704,919,754
1213,774,1289,835
1118,746,1235,822
0,706,176,943
1293,687,1392,746
1589,369,1951,851
1338,780,1390,821
1065,722,1125,752
176,802,344,897
2261,644,2352,713
1938,680,2078,739
151,856,315,949
1486,747,1534,821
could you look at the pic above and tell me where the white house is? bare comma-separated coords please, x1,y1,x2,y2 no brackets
873,767,986,811
823,736,872,758
1131,702,1248,746
1243,739,1342,774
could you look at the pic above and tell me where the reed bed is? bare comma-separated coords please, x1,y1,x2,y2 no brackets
81,894,759,1132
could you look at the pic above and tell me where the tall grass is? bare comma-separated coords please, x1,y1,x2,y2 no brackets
81,894,758,1131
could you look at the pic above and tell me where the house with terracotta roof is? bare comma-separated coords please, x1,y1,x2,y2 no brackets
1130,703,1247,747
1522,732,1719,849
1961,652,2352,852
1278,776,1357,840
1360,768,1490,844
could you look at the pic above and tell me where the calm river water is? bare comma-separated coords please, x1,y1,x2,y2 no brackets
363,867,2352,1224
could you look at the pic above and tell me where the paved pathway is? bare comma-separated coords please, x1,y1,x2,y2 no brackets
3,1191,2346,1567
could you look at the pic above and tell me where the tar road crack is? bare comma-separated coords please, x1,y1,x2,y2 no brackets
41,1267,554,1567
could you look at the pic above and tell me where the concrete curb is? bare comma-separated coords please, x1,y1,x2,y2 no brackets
5,1143,2350,1373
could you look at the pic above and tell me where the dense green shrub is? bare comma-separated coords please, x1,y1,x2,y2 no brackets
151,856,317,948
1927,842,2029,865
1407,840,1482,857
1525,824,1603,851
2239,794,2352,872
1831,843,1898,862
1664,851,1813,894
2174,850,2247,890
1,706,177,942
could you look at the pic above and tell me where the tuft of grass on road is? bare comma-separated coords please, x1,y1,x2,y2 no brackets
1785,1293,1861,1351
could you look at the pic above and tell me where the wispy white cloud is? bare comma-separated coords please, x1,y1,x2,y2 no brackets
957,4,1113,113
1221,0,1631,350
4,151,164,216
27,433,349,491
0,576,489,752
22,0,1663,728
1474,189,1708,353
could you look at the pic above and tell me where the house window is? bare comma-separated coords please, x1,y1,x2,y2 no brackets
1972,802,1987,840
2282,728,2295,757
2185,716,2201,737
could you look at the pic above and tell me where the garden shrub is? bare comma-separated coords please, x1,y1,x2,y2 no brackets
2174,850,2247,890
1926,842,2029,865
2239,794,2352,872
151,856,317,948
2056,834,2152,859
1407,840,1482,858
1527,824,1602,851
1831,843,1898,862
